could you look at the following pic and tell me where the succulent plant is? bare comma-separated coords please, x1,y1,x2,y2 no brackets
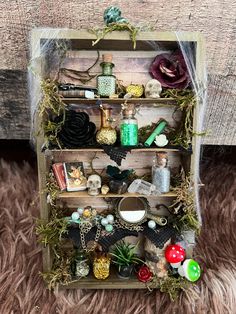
110,241,143,270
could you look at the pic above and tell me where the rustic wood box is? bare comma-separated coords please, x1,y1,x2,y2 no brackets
32,29,205,289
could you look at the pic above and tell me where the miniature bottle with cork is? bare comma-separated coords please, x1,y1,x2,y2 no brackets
120,103,138,146
152,151,170,193
71,248,90,278
96,105,117,145
97,54,116,97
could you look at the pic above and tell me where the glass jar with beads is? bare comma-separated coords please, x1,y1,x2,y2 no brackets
97,54,116,97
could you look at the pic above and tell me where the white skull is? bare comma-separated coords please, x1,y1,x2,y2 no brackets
87,174,102,196
145,79,162,98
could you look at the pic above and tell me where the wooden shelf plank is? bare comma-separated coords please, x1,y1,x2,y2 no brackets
61,97,177,106
59,270,146,290
50,147,181,153
58,191,177,199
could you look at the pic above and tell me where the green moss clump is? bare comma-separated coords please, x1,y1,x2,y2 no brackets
162,89,196,149
39,79,66,148
36,216,68,247
147,276,190,301
170,175,200,233
41,250,73,290
89,23,139,49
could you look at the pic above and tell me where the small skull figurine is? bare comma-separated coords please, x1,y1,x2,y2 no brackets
87,174,102,196
145,79,162,98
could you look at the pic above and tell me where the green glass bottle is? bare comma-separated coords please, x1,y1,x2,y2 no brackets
97,54,116,97
120,104,138,146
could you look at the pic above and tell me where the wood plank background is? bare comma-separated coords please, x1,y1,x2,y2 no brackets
0,0,235,144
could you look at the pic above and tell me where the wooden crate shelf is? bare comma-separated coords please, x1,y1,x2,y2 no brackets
58,191,177,199
34,28,205,289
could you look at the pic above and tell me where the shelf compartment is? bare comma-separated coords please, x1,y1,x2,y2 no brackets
58,191,177,199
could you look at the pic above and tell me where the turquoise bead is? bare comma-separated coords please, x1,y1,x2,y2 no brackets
105,224,113,232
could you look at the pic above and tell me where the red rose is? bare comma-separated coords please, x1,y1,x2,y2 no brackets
137,265,153,283
150,50,190,89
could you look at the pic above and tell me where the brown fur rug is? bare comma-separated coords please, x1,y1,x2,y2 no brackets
0,158,236,314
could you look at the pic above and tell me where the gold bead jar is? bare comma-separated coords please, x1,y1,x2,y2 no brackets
93,254,111,280
96,106,117,145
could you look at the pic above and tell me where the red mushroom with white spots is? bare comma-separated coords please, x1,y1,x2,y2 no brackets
165,244,186,268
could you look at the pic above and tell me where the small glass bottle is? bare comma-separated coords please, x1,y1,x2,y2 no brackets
96,105,117,145
152,152,170,193
120,104,138,146
71,249,90,278
97,54,116,97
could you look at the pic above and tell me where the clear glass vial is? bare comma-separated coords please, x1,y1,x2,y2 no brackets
152,151,170,193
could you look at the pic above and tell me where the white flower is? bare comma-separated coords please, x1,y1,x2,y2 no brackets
154,134,168,147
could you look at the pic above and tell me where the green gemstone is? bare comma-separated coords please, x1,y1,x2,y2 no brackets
105,224,113,232
186,259,201,282
104,7,121,25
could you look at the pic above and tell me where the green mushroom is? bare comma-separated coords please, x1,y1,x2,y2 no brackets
104,6,121,25
178,259,201,282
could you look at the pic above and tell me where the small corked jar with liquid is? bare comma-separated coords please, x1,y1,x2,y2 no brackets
152,151,170,193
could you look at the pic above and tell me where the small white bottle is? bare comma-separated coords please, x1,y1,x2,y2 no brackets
152,152,170,193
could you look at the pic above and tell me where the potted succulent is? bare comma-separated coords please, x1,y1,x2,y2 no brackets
106,165,133,194
110,241,143,279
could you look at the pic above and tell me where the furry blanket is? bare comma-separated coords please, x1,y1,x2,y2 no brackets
0,159,236,314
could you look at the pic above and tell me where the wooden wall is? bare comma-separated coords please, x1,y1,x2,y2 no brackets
1,0,236,144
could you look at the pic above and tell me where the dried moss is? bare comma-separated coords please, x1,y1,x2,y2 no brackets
45,171,60,203
39,79,66,148
36,216,68,246
170,175,200,233
148,276,190,301
36,180,71,288
41,250,73,290
162,89,196,149
138,123,157,144
89,22,139,49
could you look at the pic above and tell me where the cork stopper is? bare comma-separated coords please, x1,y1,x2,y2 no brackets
102,54,113,63
122,103,136,116
156,151,168,168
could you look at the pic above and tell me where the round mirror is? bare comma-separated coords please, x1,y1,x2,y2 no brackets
117,197,149,224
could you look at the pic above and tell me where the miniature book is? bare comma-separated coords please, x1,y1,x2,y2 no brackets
52,163,66,191
63,162,87,191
